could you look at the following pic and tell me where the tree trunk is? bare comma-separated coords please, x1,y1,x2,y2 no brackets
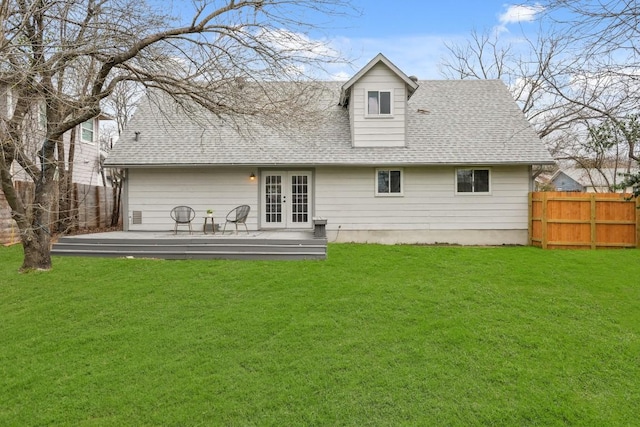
20,177,56,271
20,226,52,271
108,169,124,228
56,165,73,233
57,127,77,233
110,177,123,227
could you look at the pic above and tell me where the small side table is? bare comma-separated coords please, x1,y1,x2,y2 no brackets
203,216,216,235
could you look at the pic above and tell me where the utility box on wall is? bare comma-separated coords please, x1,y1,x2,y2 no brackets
313,217,327,238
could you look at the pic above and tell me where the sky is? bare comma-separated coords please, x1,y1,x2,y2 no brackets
320,0,546,79
157,0,551,81
159,0,549,80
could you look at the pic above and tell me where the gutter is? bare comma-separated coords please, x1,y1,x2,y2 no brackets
103,160,557,168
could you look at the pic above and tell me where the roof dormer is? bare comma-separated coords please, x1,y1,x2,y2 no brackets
339,53,419,148
339,53,419,108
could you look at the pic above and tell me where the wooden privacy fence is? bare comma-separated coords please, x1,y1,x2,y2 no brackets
529,192,640,249
1,181,119,246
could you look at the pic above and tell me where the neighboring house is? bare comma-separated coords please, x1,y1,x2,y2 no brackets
0,83,110,187
1,83,114,243
104,53,554,245
548,170,584,192
550,168,637,193
533,171,557,191
66,114,113,187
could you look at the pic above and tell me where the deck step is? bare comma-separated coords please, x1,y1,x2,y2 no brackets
51,235,327,260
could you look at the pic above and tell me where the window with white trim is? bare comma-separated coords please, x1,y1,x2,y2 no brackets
367,90,392,116
38,104,47,130
376,168,403,196
456,168,490,193
81,119,94,143
6,90,13,117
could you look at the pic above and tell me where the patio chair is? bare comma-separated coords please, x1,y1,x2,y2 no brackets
222,205,250,234
170,206,196,234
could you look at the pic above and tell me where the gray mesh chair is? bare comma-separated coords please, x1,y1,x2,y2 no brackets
222,205,250,234
170,206,196,234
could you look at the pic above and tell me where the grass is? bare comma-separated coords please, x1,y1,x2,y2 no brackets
1,244,639,426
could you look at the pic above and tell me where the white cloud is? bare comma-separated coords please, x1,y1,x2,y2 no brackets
253,27,349,79
495,3,544,34
258,27,339,60
329,71,352,81
325,34,457,80
285,4,548,81
499,4,544,24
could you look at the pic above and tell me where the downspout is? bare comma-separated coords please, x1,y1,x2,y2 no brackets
529,165,535,192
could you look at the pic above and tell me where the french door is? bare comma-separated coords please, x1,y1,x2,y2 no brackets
261,171,312,229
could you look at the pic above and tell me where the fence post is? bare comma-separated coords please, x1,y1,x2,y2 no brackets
590,194,597,249
528,192,533,246
73,183,79,230
636,196,640,249
95,185,101,228
541,192,548,249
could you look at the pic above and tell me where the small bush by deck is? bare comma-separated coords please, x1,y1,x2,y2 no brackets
1,244,638,425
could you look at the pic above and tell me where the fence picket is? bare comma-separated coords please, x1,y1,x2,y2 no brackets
529,192,638,249
1,181,120,245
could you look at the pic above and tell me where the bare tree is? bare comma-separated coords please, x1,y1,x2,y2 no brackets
103,80,142,136
440,28,583,147
536,0,640,131
534,0,640,192
0,0,354,271
100,80,143,228
555,117,637,192
440,29,513,81
441,2,640,170
539,0,640,71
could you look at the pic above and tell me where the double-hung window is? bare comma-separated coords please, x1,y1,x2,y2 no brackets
38,104,47,130
376,168,403,196
456,168,491,194
367,90,392,116
81,119,94,143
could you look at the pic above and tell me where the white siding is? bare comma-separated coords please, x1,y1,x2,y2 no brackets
351,62,407,147
6,100,47,183
69,118,104,186
6,113,105,187
126,167,259,231
315,165,531,231
1,87,102,186
0,85,11,119
124,165,532,244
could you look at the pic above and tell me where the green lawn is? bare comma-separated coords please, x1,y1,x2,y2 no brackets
1,244,639,426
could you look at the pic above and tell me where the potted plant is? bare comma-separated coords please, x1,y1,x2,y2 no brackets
206,209,213,217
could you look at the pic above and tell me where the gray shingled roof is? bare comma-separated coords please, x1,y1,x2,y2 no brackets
104,79,554,167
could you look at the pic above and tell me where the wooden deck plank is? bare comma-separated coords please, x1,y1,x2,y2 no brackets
51,230,327,260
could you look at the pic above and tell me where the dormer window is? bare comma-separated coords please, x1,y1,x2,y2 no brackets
367,90,392,116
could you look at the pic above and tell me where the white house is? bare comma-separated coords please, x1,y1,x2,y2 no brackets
104,53,554,245
66,114,113,187
0,83,110,187
1,83,113,243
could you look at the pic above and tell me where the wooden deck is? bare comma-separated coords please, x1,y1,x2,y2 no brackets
51,230,327,260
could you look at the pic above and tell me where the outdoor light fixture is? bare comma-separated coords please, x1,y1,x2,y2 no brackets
250,172,256,181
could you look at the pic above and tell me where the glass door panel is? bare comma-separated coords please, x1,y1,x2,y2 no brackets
261,171,312,228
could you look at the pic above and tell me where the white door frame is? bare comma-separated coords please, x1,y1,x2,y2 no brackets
260,170,313,229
